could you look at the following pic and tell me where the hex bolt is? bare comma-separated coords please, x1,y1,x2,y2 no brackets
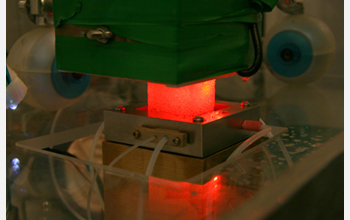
193,116,204,123
172,137,181,146
240,101,251,108
115,106,125,112
133,130,140,139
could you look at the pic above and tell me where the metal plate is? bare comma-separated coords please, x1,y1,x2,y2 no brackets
104,101,260,158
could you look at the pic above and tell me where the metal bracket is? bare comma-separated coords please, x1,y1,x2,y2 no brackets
133,126,188,147
18,0,53,26
84,26,114,44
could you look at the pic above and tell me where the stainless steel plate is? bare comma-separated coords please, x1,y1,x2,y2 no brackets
104,101,260,158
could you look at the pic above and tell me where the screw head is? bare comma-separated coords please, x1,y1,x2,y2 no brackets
240,101,251,108
172,137,181,146
133,130,140,139
193,116,204,123
115,106,125,112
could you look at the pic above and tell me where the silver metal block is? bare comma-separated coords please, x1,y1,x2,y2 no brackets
104,101,260,158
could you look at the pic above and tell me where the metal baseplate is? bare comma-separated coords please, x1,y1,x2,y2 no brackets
104,101,261,158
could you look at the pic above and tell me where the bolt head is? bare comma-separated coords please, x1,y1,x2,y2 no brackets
240,101,251,108
193,116,204,123
115,106,125,112
172,137,181,146
133,130,140,139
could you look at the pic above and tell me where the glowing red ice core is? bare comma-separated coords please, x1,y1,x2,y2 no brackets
147,79,216,118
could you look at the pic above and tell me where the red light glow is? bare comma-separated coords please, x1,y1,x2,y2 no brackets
148,174,253,219
147,80,216,119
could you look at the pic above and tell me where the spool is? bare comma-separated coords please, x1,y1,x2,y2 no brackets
264,15,336,84
6,27,91,111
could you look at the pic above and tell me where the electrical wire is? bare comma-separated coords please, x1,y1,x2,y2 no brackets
227,126,272,161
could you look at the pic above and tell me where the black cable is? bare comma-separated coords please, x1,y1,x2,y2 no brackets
237,23,263,77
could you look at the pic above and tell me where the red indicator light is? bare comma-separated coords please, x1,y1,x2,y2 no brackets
148,80,216,118
213,176,218,182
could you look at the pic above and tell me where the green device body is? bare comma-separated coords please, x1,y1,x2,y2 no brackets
53,0,277,85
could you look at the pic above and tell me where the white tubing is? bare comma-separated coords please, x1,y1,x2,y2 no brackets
227,127,272,161
145,136,169,176
108,136,157,167
87,168,101,220
87,122,105,212
50,109,63,136
260,118,294,168
49,109,87,220
86,136,158,220
259,118,273,138
137,136,168,220
89,122,105,164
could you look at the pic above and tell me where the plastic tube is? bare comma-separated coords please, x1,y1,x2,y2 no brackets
260,118,294,168
87,168,101,220
87,122,105,212
137,136,168,220
227,126,272,161
86,136,158,220
108,136,157,167
145,136,169,176
88,122,105,164
49,157,87,220
49,109,87,220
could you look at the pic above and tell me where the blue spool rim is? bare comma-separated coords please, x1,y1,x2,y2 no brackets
51,57,91,99
267,30,313,78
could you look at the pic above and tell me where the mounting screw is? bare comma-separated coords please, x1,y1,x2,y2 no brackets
115,106,125,112
133,130,140,139
172,137,181,146
240,101,251,108
193,116,204,123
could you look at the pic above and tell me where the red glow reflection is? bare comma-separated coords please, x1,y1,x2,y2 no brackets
148,174,252,219
147,80,216,118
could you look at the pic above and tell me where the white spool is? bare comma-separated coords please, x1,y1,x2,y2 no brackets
264,15,336,84
7,27,90,111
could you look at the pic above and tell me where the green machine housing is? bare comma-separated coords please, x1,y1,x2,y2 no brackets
53,0,277,85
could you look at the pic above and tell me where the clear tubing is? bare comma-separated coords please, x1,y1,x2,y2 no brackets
145,136,169,176
49,158,87,220
86,136,158,220
49,109,87,220
50,109,63,135
227,127,272,161
87,168,101,220
138,136,168,220
260,118,294,168
87,122,105,212
88,122,105,164
259,118,273,138
108,136,157,167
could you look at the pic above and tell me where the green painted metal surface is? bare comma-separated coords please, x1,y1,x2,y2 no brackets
53,0,277,85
